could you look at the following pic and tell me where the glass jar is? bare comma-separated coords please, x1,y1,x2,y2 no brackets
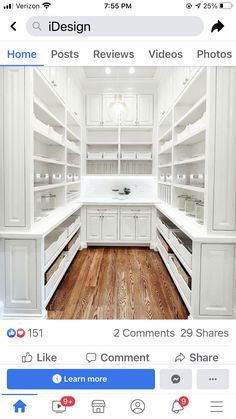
177,194,189,211
185,197,197,217
41,193,56,211
195,201,204,224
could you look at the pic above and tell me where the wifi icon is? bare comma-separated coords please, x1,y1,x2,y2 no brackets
42,2,51,8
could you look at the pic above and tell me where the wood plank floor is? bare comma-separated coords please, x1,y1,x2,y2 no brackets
47,247,189,320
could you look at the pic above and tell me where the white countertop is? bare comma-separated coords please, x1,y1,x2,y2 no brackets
82,197,157,205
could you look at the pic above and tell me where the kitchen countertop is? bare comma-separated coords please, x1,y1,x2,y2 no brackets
82,197,158,205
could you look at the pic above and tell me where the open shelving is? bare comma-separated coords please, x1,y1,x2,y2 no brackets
157,67,207,225
86,125,153,175
33,69,82,223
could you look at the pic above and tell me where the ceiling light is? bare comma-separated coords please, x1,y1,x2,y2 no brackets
129,67,135,74
105,67,111,75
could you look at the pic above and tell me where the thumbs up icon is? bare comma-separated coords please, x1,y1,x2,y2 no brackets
22,352,33,363
171,400,184,414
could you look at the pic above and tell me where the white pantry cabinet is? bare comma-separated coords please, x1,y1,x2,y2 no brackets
102,95,117,125
1,67,27,228
199,244,235,316
137,94,153,126
5,240,38,310
86,94,154,126
212,67,236,232
121,94,137,125
87,207,118,242
120,210,151,242
86,94,103,126
86,206,151,244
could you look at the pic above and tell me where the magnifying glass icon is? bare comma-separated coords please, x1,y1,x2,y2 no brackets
32,21,42,31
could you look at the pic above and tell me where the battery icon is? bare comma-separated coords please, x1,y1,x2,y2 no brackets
219,2,233,8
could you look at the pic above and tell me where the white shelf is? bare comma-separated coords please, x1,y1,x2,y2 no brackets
158,144,172,155
175,95,206,127
158,127,172,142
121,142,153,145
34,129,64,148
87,142,118,145
66,181,81,186
34,98,64,128
173,184,205,193
158,181,172,186
158,164,172,168
34,183,65,192
174,156,205,166
66,144,81,154
155,203,205,241
67,127,81,142
67,164,80,169
87,158,118,161
34,156,65,165
175,127,206,147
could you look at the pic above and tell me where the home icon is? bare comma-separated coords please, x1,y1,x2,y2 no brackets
91,400,106,413
13,400,27,413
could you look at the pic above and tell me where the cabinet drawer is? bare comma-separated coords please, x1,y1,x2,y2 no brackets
44,253,68,302
156,236,172,265
169,255,191,310
169,231,192,269
120,206,151,213
156,217,178,239
87,206,118,214
65,236,80,262
44,229,67,265
61,215,81,237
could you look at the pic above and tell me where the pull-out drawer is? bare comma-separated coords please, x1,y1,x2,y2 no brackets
169,230,192,269
44,252,68,302
156,217,178,239
44,228,67,265
156,235,173,265
61,215,81,237
169,255,191,310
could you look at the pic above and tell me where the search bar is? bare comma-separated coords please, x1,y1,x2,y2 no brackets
26,16,204,37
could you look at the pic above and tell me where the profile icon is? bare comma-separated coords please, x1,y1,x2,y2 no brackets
130,399,145,414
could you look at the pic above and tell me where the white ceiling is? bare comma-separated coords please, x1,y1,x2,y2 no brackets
83,67,157,79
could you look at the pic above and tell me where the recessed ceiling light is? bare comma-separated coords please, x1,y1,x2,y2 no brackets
129,67,135,74
105,67,111,75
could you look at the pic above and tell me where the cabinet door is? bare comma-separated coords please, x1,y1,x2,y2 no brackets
102,95,118,125
86,95,102,126
3,67,26,227
50,67,67,102
121,94,137,126
137,95,153,126
120,213,136,241
213,67,236,231
102,213,118,241
135,213,151,241
5,240,37,309
200,244,235,316
86,213,102,241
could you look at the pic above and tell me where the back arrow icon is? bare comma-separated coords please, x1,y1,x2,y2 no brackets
211,20,224,33
10,21,16,31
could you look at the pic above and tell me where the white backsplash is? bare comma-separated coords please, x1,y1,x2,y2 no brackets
81,176,157,200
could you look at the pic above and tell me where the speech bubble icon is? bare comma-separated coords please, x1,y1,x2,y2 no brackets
86,353,97,363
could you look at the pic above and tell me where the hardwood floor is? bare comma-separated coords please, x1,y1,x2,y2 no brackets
47,247,189,320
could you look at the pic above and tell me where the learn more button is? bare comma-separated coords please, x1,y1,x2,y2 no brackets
7,369,155,390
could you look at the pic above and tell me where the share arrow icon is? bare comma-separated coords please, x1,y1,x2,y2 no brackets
175,353,185,362
211,20,224,32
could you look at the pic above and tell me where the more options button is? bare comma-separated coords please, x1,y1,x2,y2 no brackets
7,369,155,390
